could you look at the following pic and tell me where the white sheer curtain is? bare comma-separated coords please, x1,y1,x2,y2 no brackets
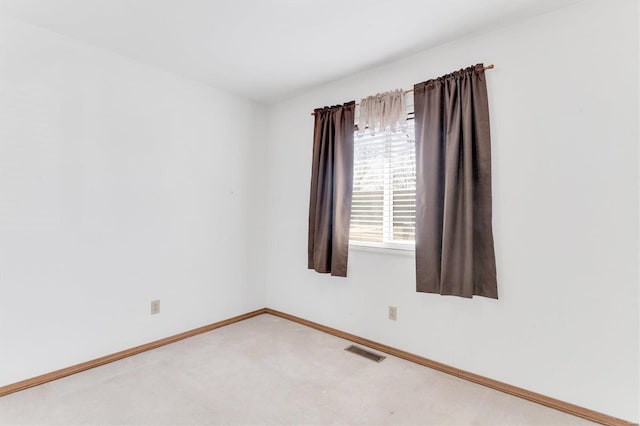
357,89,407,136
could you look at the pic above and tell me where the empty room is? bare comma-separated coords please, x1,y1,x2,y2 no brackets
0,0,638,425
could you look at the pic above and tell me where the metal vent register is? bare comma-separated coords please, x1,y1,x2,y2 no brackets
344,345,386,363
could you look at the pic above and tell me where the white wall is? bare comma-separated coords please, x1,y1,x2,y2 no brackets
0,15,266,387
264,0,639,422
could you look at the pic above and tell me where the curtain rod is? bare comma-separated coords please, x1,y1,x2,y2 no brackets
310,64,495,116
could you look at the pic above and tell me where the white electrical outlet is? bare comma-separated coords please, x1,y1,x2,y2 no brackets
388,306,397,321
151,300,160,315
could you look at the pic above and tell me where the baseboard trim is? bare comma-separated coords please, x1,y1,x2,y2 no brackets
1,307,635,426
0,308,267,398
264,308,636,426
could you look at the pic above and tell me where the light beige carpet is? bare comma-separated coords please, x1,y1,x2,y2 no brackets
0,314,594,425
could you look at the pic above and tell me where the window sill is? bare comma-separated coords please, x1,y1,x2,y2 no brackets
349,242,415,256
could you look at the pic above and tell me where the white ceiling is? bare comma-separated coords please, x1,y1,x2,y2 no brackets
0,0,578,103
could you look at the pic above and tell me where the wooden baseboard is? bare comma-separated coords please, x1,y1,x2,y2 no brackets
0,308,267,398
1,307,635,426
264,308,636,426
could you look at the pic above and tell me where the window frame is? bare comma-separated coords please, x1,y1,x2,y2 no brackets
349,104,416,253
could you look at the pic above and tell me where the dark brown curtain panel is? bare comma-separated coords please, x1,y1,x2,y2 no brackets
308,101,355,277
413,64,497,298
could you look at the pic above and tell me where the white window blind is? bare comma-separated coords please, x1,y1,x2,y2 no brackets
350,119,416,249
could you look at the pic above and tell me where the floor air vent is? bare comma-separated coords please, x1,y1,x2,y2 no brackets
344,345,386,363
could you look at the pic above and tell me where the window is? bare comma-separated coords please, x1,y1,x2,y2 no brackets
350,118,416,250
